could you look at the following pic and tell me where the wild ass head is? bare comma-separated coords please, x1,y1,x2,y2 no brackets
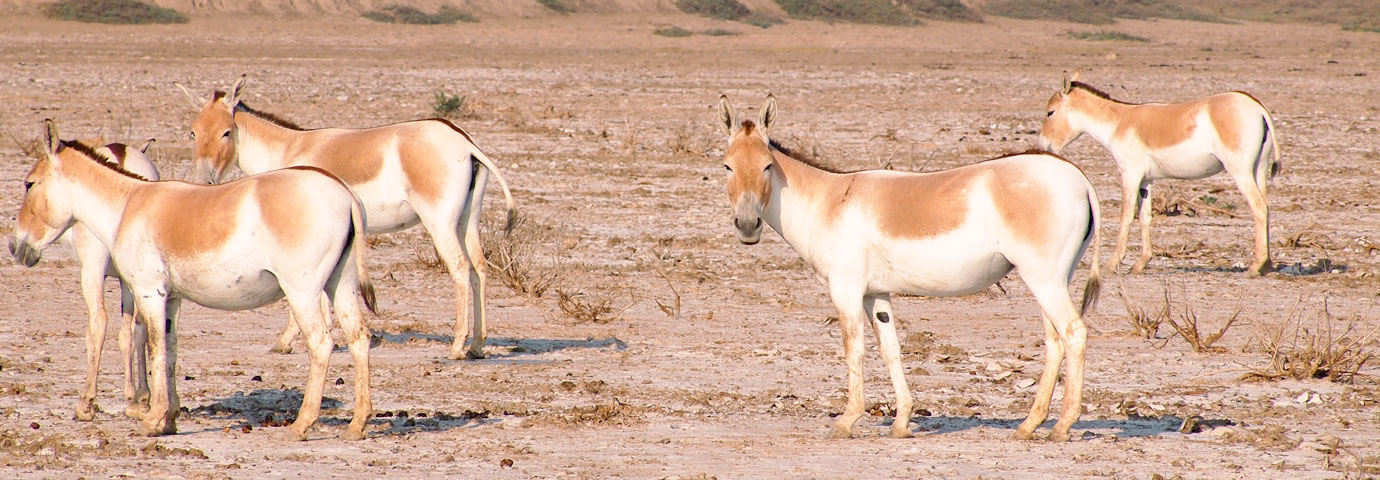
717,94,778,245
11,120,82,267
178,75,246,184
1038,70,1086,153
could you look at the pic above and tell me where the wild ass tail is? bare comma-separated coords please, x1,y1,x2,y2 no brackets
1079,179,1102,318
1262,108,1282,179
470,147,518,235
348,190,377,314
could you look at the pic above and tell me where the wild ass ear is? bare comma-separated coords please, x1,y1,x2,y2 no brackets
41,119,61,155
225,74,248,107
175,82,207,110
718,94,737,136
759,94,777,137
136,138,156,153
1061,71,1073,95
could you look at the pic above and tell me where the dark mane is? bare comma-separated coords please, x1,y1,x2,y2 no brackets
220,89,304,130
1069,81,1133,104
768,138,853,174
58,141,150,181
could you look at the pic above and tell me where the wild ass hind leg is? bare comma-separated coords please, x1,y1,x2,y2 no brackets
1026,282,1089,442
827,283,868,439
269,311,301,354
76,262,110,421
423,218,482,361
865,294,913,438
1231,165,1272,275
118,282,149,419
458,215,490,361
328,273,373,440
285,294,334,441
1131,182,1155,274
1014,315,1064,440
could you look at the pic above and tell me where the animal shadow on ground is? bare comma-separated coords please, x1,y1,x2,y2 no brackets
902,414,1233,438
1175,257,1344,276
188,388,498,438
370,331,628,362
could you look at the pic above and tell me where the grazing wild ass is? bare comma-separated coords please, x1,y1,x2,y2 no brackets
178,75,514,360
11,119,376,440
53,138,160,422
717,95,1102,441
1038,71,1280,275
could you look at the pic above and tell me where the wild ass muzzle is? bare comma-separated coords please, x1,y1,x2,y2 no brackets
177,75,514,360
11,119,377,441
717,95,1102,441
1038,71,1280,275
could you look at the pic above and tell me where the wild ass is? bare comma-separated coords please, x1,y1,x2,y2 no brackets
54,138,160,421
717,95,1102,441
1038,71,1280,275
178,75,514,360
11,119,376,440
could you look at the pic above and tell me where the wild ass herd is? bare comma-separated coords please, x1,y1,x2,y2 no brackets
9,71,1280,441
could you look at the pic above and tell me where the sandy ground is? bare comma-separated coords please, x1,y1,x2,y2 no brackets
1,12,1379,479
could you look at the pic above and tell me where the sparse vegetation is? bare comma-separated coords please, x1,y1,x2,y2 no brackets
986,0,1223,25
1121,283,1240,352
362,5,476,24
1121,289,1165,340
1244,298,1378,383
676,0,784,28
1066,30,1150,42
654,26,695,37
537,0,574,14
44,0,187,24
483,210,562,299
556,288,630,324
776,0,918,25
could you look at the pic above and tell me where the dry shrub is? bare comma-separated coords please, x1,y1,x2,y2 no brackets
1164,298,1241,353
652,266,682,320
483,210,562,298
1120,289,1164,340
1243,297,1379,383
1122,282,1240,352
556,288,630,324
45,0,187,24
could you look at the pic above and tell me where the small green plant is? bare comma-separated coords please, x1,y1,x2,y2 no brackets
44,0,188,24
1066,30,1150,42
537,0,574,14
431,91,470,119
654,26,695,37
986,0,1223,25
362,5,476,24
701,28,740,36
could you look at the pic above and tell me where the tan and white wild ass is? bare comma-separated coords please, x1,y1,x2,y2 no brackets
11,119,376,440
1038,71,1280,275
178,75,514,360
54,138,160,422
717,95,1102,441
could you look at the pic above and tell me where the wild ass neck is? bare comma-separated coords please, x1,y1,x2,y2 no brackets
57,154,142,252
232,109,299,175
1069,90,1131,148
761,150,843,255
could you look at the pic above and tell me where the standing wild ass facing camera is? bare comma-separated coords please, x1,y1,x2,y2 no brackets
177,75,514,360
51,138,160,422
1038,71,1280,275
11,119,376,441
716,95,1102,441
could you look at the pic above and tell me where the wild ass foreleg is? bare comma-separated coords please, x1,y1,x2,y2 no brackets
1108,176,1143,272
864,294,914,438
828,284,868,439
1131,182,1155,274
138,297,181,436
76,263,111,421
1014,315,1063,440
286,295,333,441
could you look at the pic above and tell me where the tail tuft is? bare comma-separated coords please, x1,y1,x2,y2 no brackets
360,277,378,315
504,207,518,237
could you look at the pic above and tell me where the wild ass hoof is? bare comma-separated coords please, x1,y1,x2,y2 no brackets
451,347,485,360
826,425,853,439
124,400,150,419
286,422,312,442
1248,260,1274,276
73,402,99,421
268,343,294,355
1047,430,1071,442
339,426,367,441
1131,257,1151,274
139,418,177,437
887,426,914,439
1012,428,1037,441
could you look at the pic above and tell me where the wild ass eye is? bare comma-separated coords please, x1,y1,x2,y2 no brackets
763,163,773,172
723,164,732,172
221,130,231,139
23,181,34,192
188,131,196,140
1046,110,1055,117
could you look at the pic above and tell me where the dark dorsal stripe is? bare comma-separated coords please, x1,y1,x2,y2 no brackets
237,101,305,130
58,141,150,181
429,118,478,146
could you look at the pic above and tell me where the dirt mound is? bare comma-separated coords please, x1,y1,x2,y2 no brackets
1,0,684,16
